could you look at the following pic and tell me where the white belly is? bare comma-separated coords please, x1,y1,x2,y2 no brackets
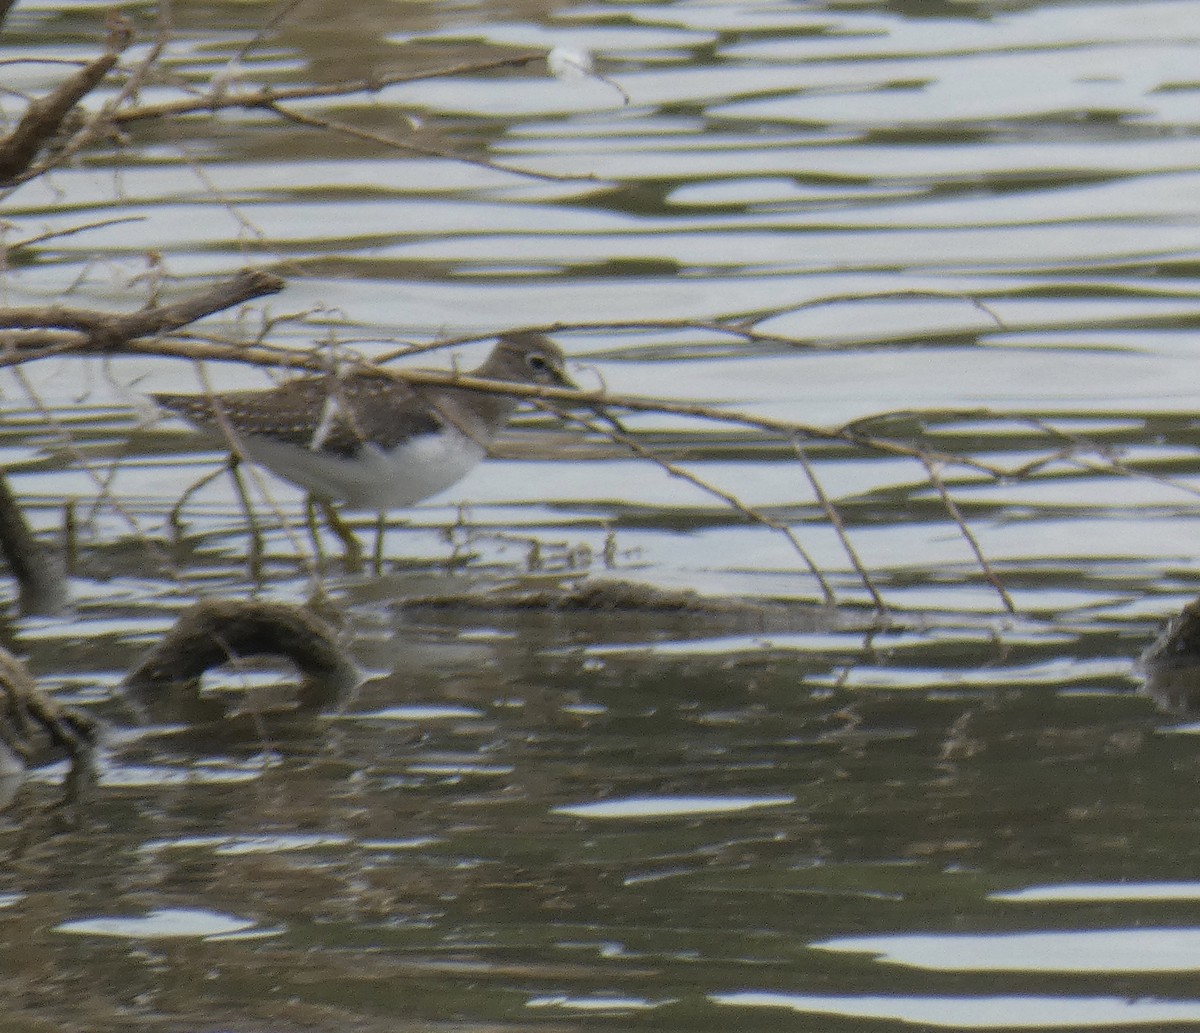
239,429,488,510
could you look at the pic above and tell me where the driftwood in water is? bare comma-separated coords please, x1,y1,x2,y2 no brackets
124,599,359,723
0,472,65,616
0,644,96,805
1140,599,1200,714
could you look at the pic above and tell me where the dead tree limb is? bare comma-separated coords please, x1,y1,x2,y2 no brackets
0,309,1017,483
0,269,284,352
0,15,133,185
125,599,359,723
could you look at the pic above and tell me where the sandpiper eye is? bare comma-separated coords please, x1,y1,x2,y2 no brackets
527,354,550,373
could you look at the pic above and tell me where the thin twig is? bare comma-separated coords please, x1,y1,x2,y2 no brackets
791,439,886,611
185,363,320,584
108,53,547,125
546,403,838,606
918,454,1016,614
0,324,1017,481
395,373,1010,478
10,364,176,579
267,101,586,184
1021,415,1200,500
8,215,146,251
373,294,1008,363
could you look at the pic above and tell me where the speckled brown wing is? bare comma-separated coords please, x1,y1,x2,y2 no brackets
153,373,446,459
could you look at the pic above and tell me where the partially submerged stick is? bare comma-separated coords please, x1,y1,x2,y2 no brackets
0,645,96,805
0,471,66,616
124,599,359,722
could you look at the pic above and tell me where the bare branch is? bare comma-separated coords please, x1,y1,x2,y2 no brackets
0,14,133,185
380,372,1010,478
0,269,284,351
267,101,587,184
792,440,886,611
548,404,838,606
8,215,146,251
12,20,176,187
375,293,1008,362
109,53,546,126
918,455,1016,614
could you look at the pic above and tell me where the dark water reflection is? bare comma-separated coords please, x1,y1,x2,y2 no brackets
7,0,1200,1028
4,605,1195,1030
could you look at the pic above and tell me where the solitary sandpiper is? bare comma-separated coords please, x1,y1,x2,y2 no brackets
153,333,576,561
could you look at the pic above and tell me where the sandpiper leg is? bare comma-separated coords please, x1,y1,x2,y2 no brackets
312,496,363,574
304,496,328,576
371,512,387,575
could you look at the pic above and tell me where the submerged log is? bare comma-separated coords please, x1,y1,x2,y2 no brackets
1139,599,1200,714
0,471,66,616
124,599,360,723
0,644,96,805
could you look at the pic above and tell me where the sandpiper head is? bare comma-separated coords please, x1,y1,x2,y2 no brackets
488,332,577,389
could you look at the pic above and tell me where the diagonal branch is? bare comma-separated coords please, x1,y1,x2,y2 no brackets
0,15,133,185
918,455,1015,614
0,269,284,351
791,439,886,611
266,101,584,184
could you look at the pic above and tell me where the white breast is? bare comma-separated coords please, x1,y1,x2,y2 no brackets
238,428,488,510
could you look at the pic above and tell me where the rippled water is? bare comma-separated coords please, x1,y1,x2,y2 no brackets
5,0,1200,1029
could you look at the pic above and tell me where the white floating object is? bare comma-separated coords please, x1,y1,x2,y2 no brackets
546,46,630,105
547,46,595,81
